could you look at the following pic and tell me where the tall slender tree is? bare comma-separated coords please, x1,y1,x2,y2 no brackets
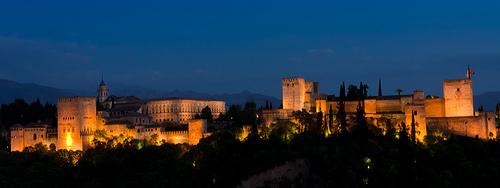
378,78,383,97
340,82,346,99
411,111,417,144
328,104,334,134
316,111,323,134
398,121,412,186
359,82,364,99
355,101,367,127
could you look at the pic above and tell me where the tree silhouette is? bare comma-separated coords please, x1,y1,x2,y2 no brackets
396,89,403,96
410,111,416,144
378,78,383,97
200,106,213,123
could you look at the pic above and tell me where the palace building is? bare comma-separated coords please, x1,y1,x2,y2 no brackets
10,80,224,151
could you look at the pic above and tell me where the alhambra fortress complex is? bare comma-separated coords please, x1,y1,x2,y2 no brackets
263,69,497,142
9,68,498,151
10,80,226,151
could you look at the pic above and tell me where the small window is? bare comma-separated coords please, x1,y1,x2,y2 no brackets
457,88,460,92
33,134,37,140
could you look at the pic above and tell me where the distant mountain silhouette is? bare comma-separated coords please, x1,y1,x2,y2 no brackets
0,79,74,104
0,79,281,108
475,91,500,111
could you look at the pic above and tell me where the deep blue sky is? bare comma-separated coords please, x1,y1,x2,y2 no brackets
1,0,500,98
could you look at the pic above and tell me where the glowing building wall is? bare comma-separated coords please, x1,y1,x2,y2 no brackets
443,79,474,117
57,97,97,151
188,119,207,145
282,78,306,111
143,99,225,124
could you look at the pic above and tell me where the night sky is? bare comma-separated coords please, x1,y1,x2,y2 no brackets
1,0,500,98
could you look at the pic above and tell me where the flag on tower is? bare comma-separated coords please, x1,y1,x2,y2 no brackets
467,65,475,79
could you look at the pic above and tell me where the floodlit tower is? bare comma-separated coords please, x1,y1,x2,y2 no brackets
57,97,97,151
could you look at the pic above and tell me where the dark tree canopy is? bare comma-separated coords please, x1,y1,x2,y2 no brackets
199,106,213,123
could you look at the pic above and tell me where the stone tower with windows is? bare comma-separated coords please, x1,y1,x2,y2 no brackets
57,97,97,151
282,78,319,112
443,79,474,117
282,78,306,111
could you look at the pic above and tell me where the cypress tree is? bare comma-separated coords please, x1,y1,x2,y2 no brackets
340,82,346,99
359,82,364,99
378,78,383,97
398,122,411,186
316,111,323,134
337,99,347,134
328,104,334,134
411,111,416,144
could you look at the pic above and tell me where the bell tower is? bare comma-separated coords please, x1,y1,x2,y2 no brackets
97,78,109,103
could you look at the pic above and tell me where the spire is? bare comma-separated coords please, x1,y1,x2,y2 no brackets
99,74,106,86
378,78,383,97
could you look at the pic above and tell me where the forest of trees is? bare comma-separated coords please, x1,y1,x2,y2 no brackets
0,99,56,127
1,116,500,187
0,99,57,151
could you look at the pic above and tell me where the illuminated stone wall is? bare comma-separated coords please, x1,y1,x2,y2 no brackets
315,99,327,113
143,99,225,124
427,112,496,139
282,78,306,111
10,125,56,152
92,120,207,146
376,99,404,113
261,109,294,127
425,98,444,117
9,126,25,151
404,105,427,141
443,79,474,117
304,81,319,111
57,97,97,151
188,119,207,145
364,99,377,114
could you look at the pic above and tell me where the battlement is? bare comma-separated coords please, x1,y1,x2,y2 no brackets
58,96,96,103
282,78,305,85
444,79,473,83
161,130,189,135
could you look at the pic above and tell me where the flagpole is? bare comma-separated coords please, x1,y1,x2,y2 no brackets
467,65,471,79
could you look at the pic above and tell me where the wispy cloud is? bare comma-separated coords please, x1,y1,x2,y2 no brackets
307,48,335,57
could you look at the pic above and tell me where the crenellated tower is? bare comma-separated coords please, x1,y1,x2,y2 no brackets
57,97,97,151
